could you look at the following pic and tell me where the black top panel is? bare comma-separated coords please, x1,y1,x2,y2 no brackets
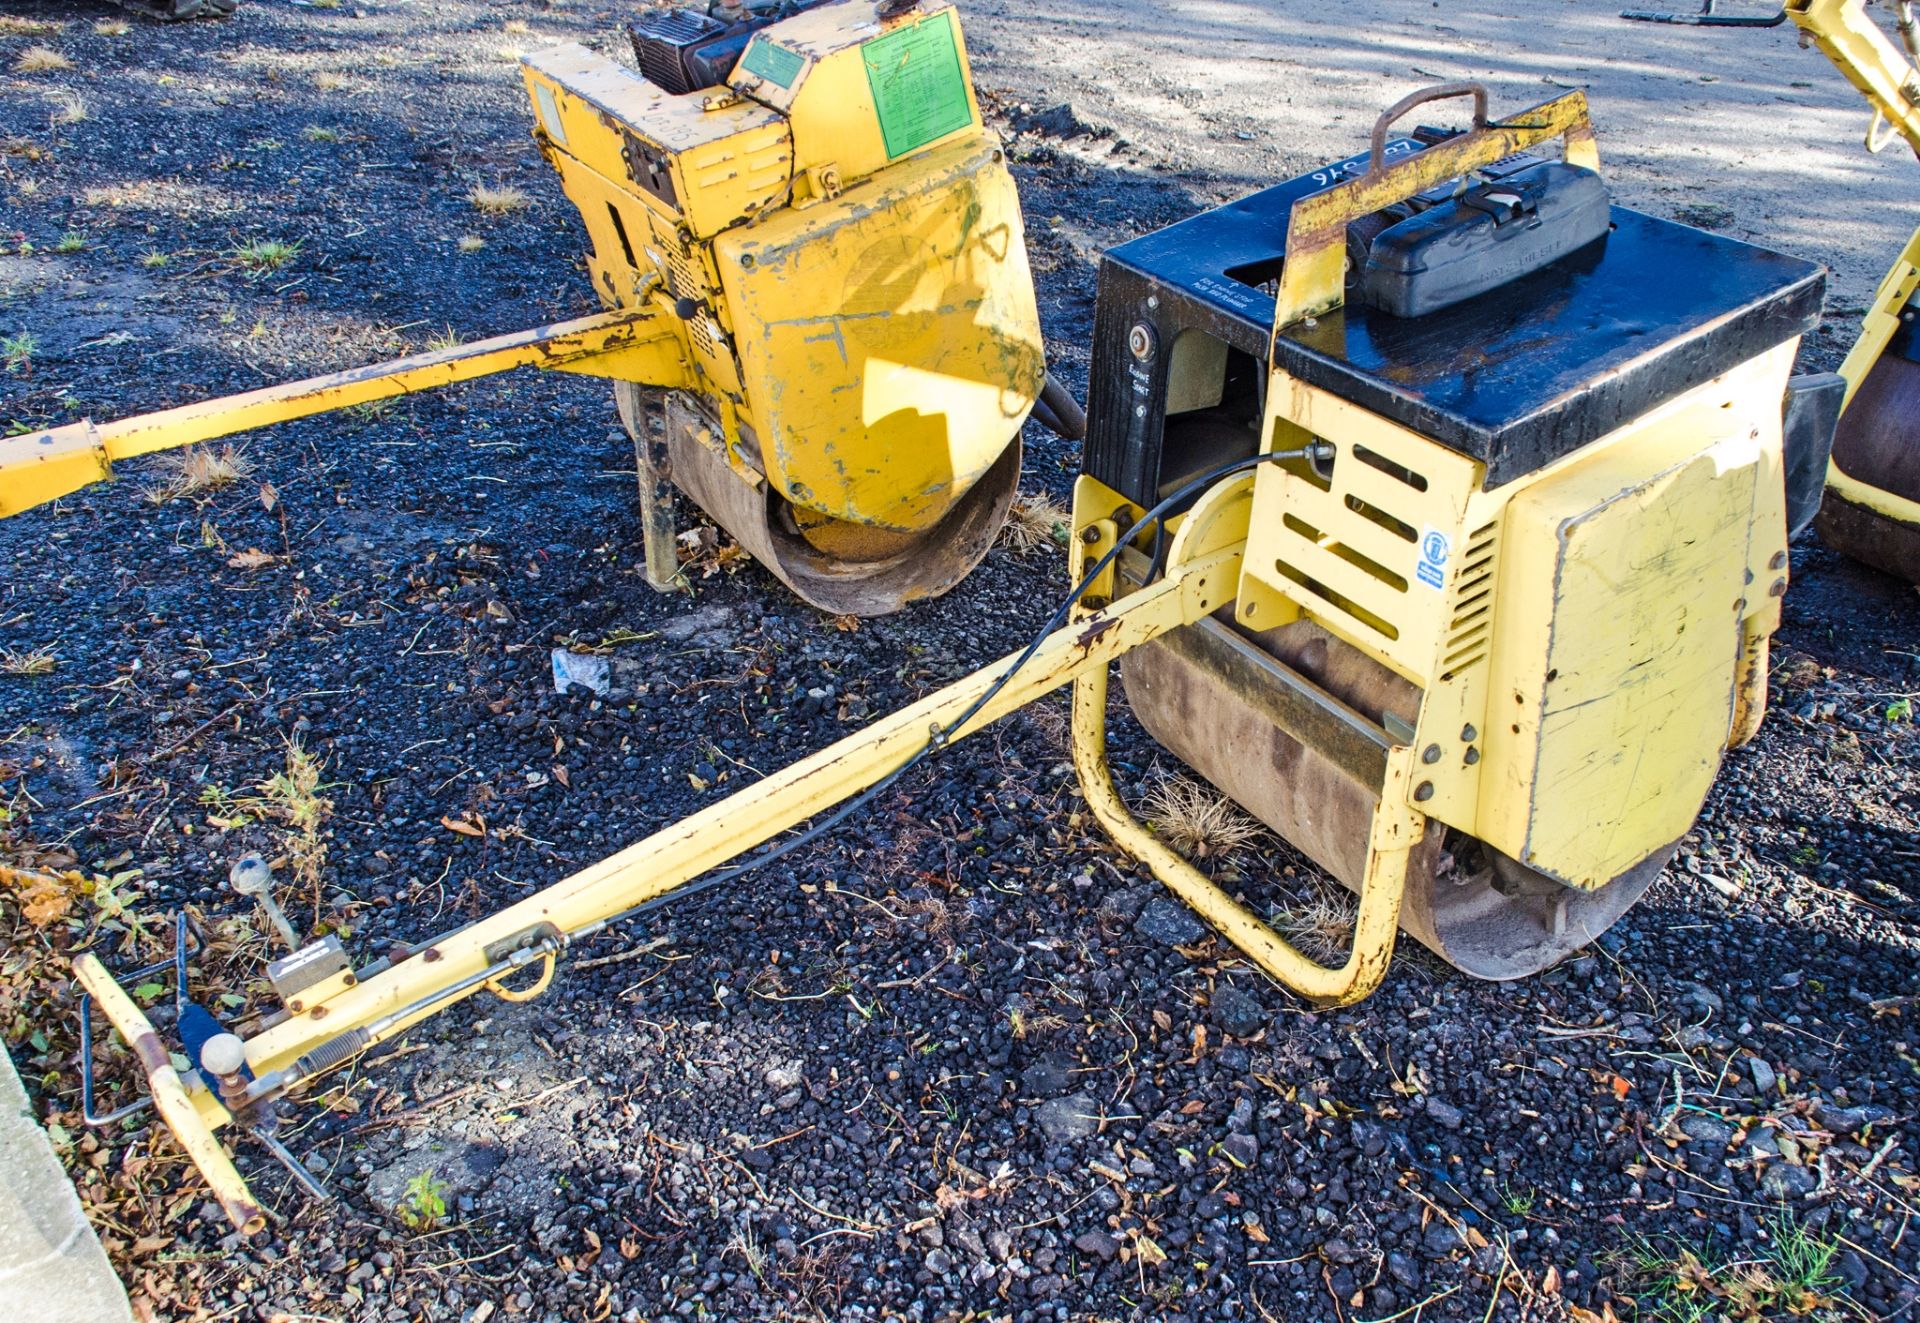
1098,146,1826,489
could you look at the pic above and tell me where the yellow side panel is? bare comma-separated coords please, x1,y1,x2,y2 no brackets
1476,417,1778,889
715,134,1043,532
1238,377,1484,687
522,45,793,240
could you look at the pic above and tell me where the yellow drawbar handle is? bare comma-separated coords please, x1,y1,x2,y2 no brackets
73,954,266,1234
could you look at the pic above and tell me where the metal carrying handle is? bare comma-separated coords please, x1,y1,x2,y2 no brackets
1367,81,1489,176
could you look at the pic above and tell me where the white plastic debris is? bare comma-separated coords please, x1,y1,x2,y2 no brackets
550,649,611,696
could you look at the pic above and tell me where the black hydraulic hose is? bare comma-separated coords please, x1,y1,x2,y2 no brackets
582,441,1330,939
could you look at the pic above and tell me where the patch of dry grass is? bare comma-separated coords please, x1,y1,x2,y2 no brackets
1001,490,1069,554
457,234,486,253
143,444,255,503
468,183,529,214
1275,879,1358,964
94,18,130,37
15,45,72,74
258,742,333,926
313,71,348,91
0,17,62,37
1143,773,1263,860
48,89,87,125
0,647,56,677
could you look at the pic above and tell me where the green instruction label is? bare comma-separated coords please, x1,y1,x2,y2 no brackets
740,36,804,90
862,12,973,159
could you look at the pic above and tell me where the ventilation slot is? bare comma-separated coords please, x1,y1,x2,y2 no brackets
1281,514,1409,592
1272,560,1401,640
1440,522,1499,679
664,245,717,357
1353,444,1429,492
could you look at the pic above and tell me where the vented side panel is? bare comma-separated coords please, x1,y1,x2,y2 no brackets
1242,379,1483,686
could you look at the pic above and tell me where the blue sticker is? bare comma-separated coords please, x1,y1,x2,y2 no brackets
1416,527,1450,590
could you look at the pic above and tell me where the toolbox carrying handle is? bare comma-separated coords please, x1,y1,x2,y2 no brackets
1271,85,1600,338
1366,81,1489,176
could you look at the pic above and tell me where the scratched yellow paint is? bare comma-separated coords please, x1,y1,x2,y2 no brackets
717,133,1043,531
1475,346,1792,889
524,1,1039,536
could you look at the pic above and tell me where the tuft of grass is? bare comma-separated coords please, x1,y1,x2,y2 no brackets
397,1171,447,1231
48,89,87,125
1,332,37,374
143,443,255,503
468,183,529,214
313,71,348,91
0,647,56,677
258,741,333,925
94,18,131,37
231,237,300,273
456,234,486,253
14,46,72,74
140,250,169,269
424,325,464,352
1499,1182,1536,1218
1616,1213,1846,1322
1276,879,1357,964
1001,490,1070,553
301,124,340,143
1143,773,1263,860
0,17,62,37
53,232,83,254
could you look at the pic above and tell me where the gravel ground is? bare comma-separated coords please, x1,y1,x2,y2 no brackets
2,3,1918,1321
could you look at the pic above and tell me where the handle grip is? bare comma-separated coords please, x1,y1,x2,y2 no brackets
1367,81,1488,175
73,954,265,1234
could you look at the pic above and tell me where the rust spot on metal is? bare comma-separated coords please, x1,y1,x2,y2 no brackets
423,947,443,963
131,1031,170,1075
1075,617,1119,655
309,1005,329,1020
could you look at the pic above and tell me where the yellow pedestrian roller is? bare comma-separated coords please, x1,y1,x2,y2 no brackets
0,0,1049,616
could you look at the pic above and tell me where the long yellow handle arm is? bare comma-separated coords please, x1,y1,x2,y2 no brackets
0,305,685,519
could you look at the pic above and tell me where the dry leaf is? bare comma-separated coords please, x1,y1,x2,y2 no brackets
552,765,570,789
259,481,278,512
1610,1074,1632,1100
226,548,278,569
1,865,78,927
1134,1234,1167,1266
831,613,859,633
440,814,485,838
1541,1263,1562,1295
1243,1214,1270,1244
1151,1008,1173,1032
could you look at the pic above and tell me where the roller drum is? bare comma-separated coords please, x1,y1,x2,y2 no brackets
1120,615,1665,980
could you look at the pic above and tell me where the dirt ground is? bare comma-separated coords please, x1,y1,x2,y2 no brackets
2,2,1918,1321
